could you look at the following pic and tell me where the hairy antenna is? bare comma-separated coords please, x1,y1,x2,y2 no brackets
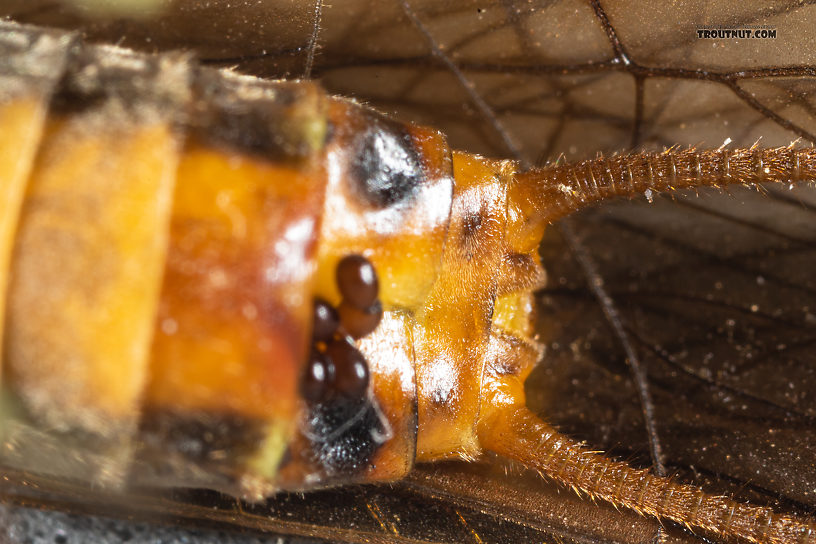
510,145,816,226
490,143,816,544
478,404,816,544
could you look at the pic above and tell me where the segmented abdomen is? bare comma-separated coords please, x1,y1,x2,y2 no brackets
0,20,341,496
0,19,547,497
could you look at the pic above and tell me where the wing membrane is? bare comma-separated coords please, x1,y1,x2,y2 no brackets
0,1,815,543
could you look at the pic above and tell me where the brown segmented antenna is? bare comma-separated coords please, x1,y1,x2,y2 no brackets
510,145,816,226
394,2,816,540
478,405,816,544
481,144,816,544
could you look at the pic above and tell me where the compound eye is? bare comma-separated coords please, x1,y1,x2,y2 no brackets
325,338,370,399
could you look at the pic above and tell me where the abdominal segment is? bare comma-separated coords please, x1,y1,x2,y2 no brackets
0,21,434,497
0,20,547,497
0,22,327,496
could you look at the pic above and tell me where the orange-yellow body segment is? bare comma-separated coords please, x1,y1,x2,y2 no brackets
312,99,452,310
413,152,511,460
6,113,180,435
146,142,323,423
0,23,550,494
0,98,48,355
0,30,331,493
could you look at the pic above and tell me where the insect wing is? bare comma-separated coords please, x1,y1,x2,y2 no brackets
307,1,816,531
0,1,815,543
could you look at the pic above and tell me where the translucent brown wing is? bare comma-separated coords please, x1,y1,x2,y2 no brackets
0,1,815,543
